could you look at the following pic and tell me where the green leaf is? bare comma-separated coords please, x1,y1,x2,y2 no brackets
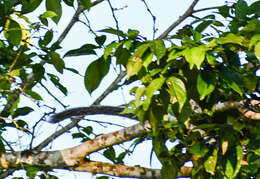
4,19,22,46
192,30,203,42
50,51,65,73
221,67,243,96
103,147,116,163
190,143,208,156
115,46,131,66
80,0,92,10
82,126,93,135
218,5,230,18
25,90,43,100
99,28,126,38
150,40,166,60
143,77,165,111
223,145,243,178
39,29,53,46
254,41,260,61
127,29,139,39
48,73,68,95
103,41,121,59
248,1,260,16
46,0,62,23
243,73,257,90
166,76,187,112
72,132,86,139
218,33,245,46
249,34,260,50
235,0,248,21
195,20,213,33
184,46,207,69
64,44,97,57
40,11,57,19
204,148,218,175
13,107,34,118
126,43,150,78
84,57,110,94
63,0,74,7
0,138,5,153
95,35,106,46
197,71,216,100
127,56,142,78
22,0,43,13
26,166,39,179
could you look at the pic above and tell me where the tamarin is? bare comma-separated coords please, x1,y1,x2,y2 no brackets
49,105,134,123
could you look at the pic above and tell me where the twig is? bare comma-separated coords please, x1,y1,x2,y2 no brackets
39,82,67,108
93,70,127,105
107,0,120,41
157,0,200,40
34,116,81,151
140,0,157,39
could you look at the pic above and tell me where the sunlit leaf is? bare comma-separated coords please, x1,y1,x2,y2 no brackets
223,145,243,178
184,46,207,69
126,56,142,78
166,76,187,112
20,23,30,47
127,29,139,39
126,43,149,77
40,11,57,19
254,41,260,61
143,77,165,110
204,148,218,175
218,33,246,46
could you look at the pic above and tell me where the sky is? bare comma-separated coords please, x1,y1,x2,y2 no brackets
3,0,247,178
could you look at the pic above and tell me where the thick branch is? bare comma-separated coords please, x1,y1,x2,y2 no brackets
61,121,150,159
213,100,260,120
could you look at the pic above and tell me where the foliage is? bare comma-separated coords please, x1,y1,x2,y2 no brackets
0,0,259,178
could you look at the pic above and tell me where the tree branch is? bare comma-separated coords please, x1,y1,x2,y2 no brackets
213,100,260,120
93,71,127,105
157,0,200,40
